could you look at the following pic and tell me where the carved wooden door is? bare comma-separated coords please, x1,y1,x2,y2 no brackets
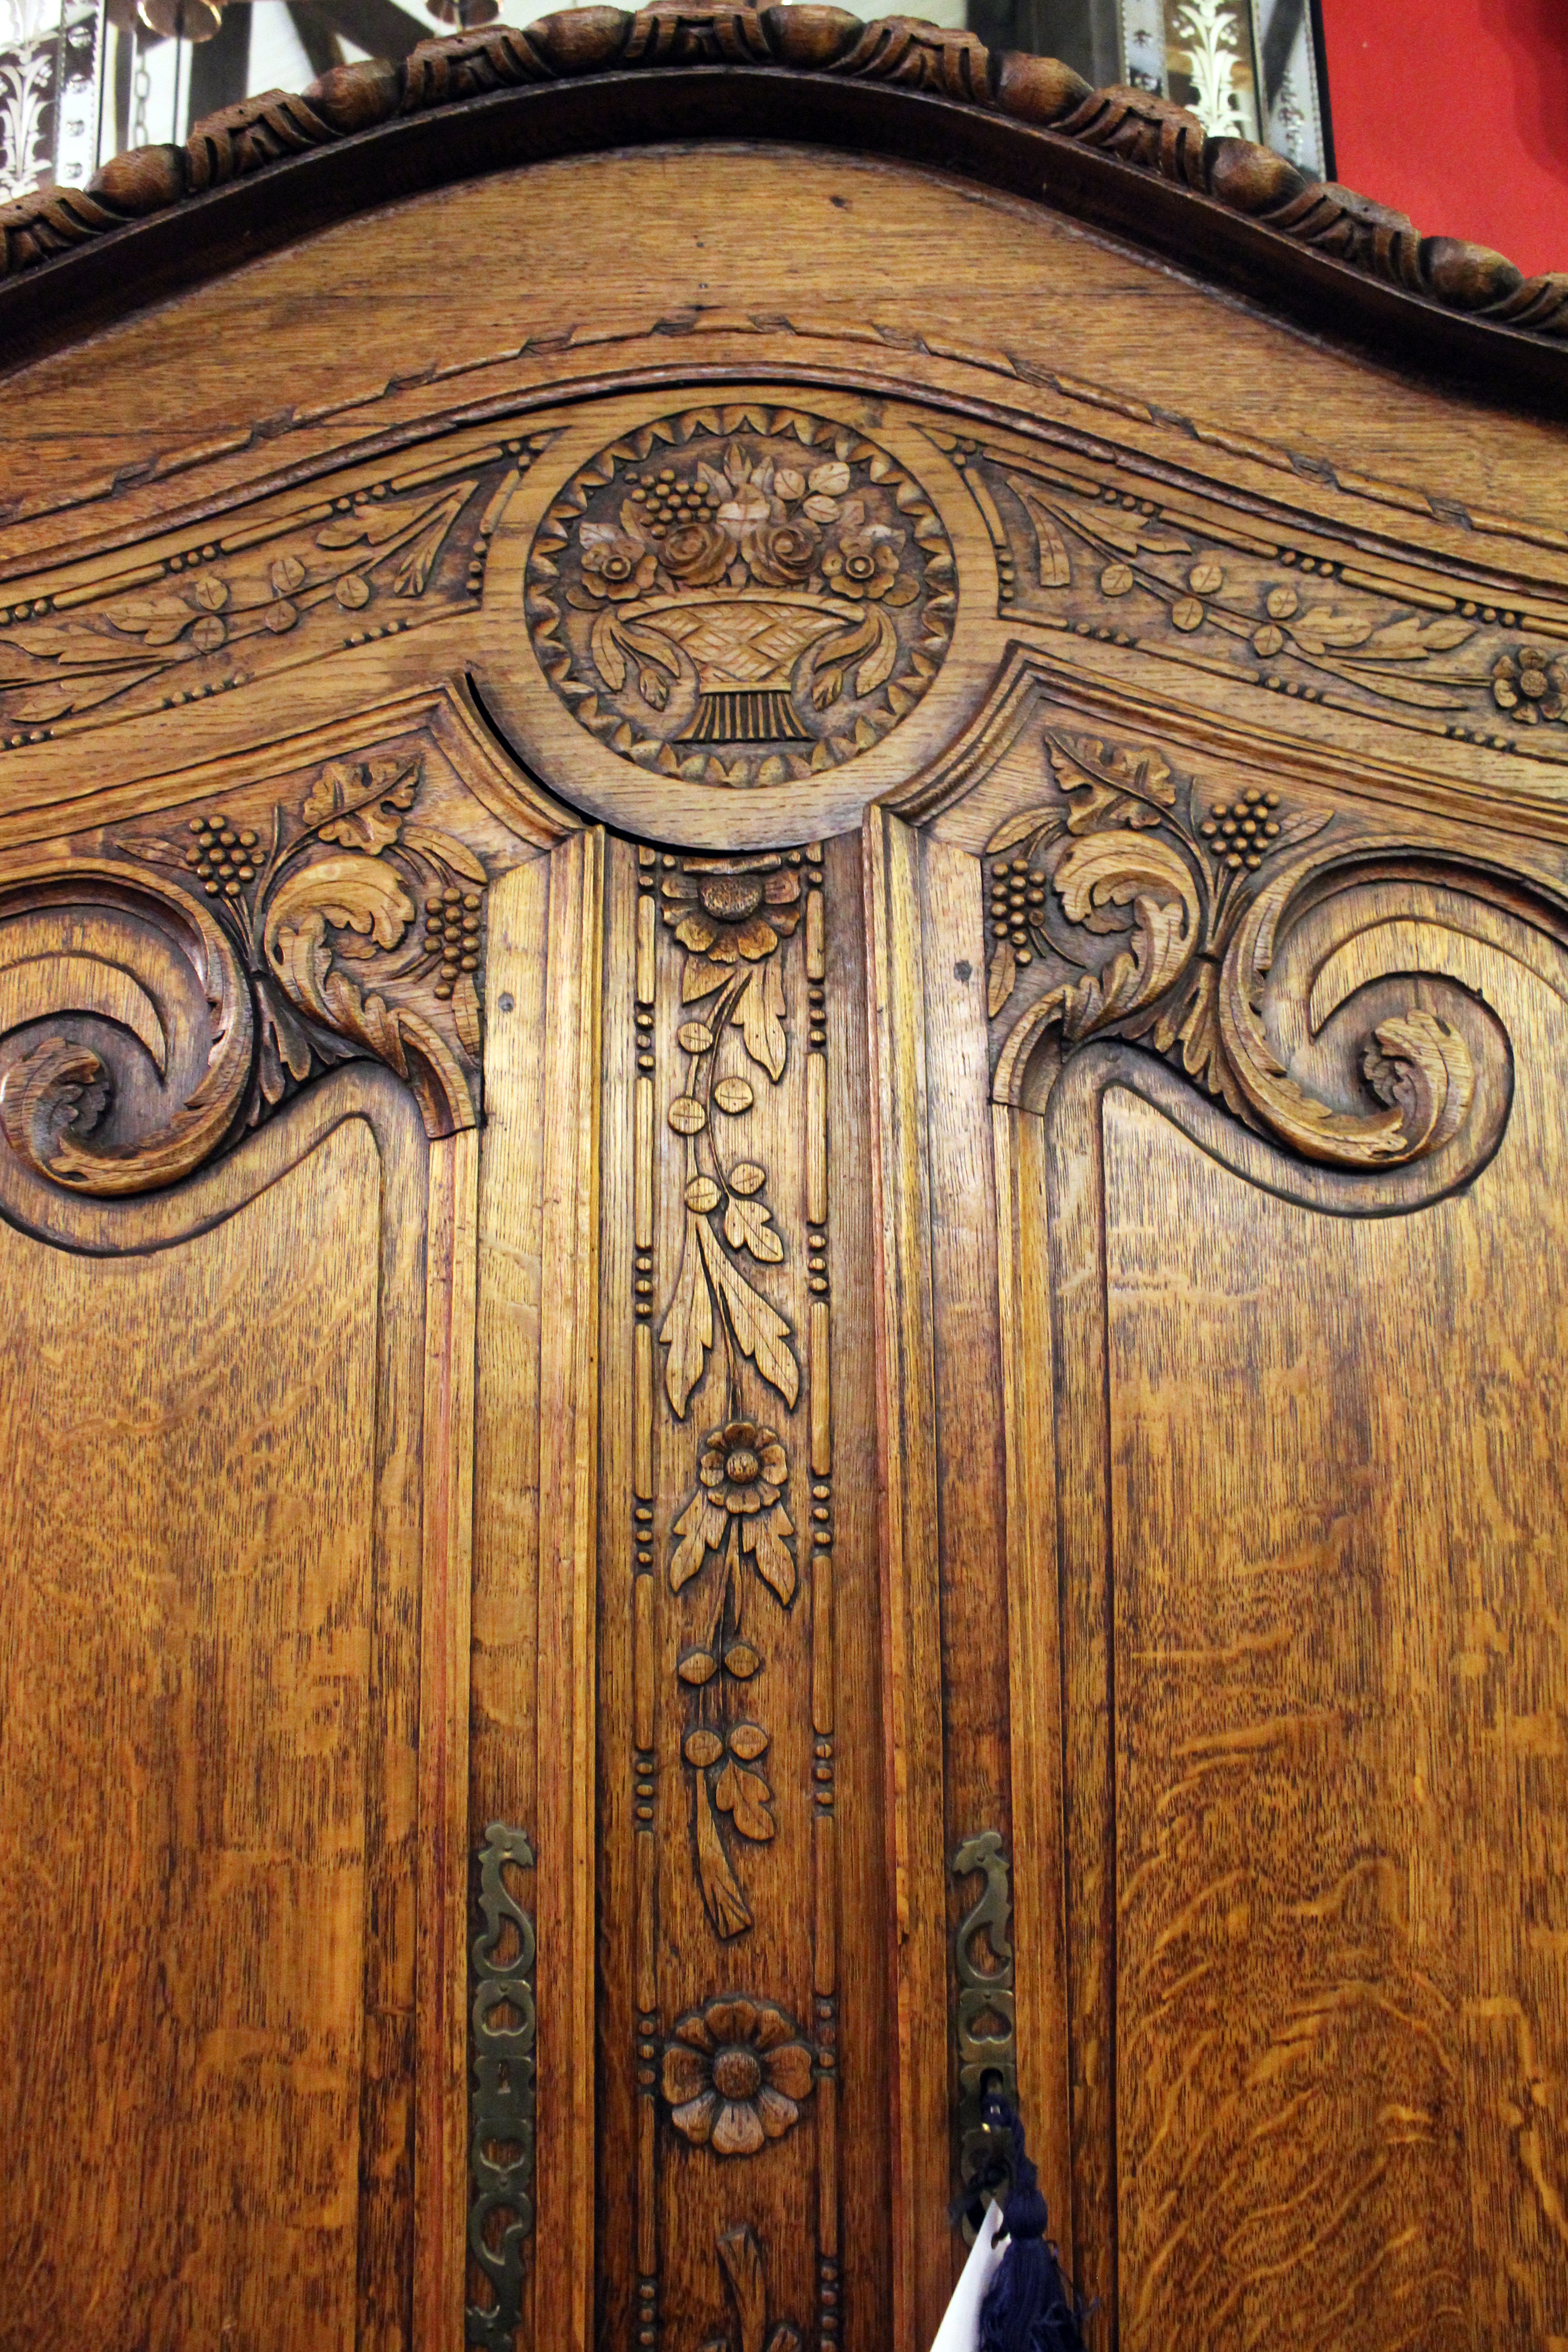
4,19,1568,2352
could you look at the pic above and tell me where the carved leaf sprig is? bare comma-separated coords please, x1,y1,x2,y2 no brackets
994,461,1486,719
0,481,477,729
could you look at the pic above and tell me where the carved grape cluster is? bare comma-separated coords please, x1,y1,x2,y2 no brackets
627,467,724,540
988,856,1048,966
1199,783,1283,872
423,886,481,1000
184,812,258,897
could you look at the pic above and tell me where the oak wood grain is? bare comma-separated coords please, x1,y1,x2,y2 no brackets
0,1118,380,2349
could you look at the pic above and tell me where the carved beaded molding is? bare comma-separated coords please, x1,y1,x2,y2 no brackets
3,3,1567,352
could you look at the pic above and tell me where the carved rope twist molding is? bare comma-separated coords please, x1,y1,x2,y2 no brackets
4,3,1567,347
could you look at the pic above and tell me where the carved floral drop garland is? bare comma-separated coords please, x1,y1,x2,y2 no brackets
987,729,1476,1167
529,406,953,788
658,850,808,1939
947,438,1568,754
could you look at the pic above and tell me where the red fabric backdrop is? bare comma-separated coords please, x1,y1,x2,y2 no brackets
1319,0,1568,275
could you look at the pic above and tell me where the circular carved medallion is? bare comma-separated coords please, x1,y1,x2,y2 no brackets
527,404,955,788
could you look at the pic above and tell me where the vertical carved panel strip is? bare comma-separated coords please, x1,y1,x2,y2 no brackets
865,807,951,2352
633,842,663,2352
533,829,604,2352
618,831,838,2349
418,1127,480,2352
802,846,841,2351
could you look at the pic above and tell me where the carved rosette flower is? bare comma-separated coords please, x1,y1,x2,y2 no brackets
1491,645,1568,724
662,1996,815,2156
821,523,908,602
661,860,802,968
671,1420,794,1601
579,526,659,602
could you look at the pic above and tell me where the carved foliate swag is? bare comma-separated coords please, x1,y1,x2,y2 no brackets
0,439,551,753
987,728,1477,1168
0,747,491,1197
941,433,1568,771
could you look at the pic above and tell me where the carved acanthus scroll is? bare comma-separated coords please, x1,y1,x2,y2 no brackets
0,743,497,1198
987,728,1487,1171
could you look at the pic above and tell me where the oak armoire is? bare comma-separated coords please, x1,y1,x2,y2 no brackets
2,18,1568,2350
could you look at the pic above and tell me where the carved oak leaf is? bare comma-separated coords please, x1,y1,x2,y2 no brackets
988,938,1017,1018
718,2226,767,2352
93,591,206,647
1359,613,1476,659
697,1219,800,1409
985,807,1057,858
744,1501,796,1605
9,668,163,725
453,972,483,1058
1050,733,1176,826
661,1211,715,1418
302,754,419,852
401,822,487,885
695,1790,753,1938
734,959,787,1083
1286,607,1375,654
1006,478,1072,588
589,607,627,692
669,1484,722,1589
714,1758,776,1842
724,1195,783,1262
315,487,473,599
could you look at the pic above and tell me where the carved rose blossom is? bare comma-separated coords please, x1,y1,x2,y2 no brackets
661,520,733,586
744,518,820,587
661,860,802,965
579,525,658,602
1491,644,1568,724
662,1996,815,2155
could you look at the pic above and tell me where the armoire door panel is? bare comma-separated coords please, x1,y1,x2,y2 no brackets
1005,930,1568,2348
0,1083,433,2352
1094,972,1568,2348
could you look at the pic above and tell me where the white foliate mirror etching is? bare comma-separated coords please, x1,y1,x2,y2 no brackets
0,0,99,202
1118,0,1326,174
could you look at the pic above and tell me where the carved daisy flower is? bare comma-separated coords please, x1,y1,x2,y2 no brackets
660,859,802,966
1491,645,1568,724
661,1996,815,2155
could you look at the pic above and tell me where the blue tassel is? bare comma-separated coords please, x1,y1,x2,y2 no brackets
976,2096,1087,2352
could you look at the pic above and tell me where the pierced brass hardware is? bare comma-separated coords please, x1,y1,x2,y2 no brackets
467,1823,538,2351
951,1829,1018,2241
